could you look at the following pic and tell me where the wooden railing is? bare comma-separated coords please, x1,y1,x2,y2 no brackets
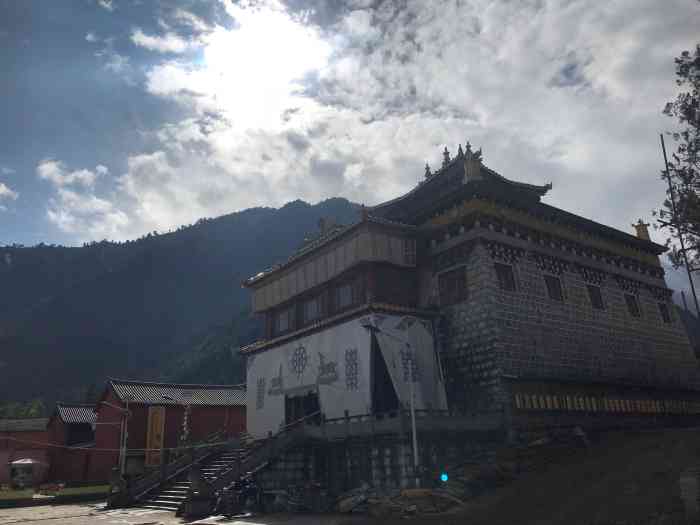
209,411,322,495
127,431,240,502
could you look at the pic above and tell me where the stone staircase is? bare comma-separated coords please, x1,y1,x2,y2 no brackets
138,437,254,512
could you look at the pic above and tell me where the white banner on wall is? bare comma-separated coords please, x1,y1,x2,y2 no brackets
245,314,447,440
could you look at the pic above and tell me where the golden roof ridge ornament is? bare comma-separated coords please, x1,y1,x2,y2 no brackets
463,140,483,182
632,218,651,241
442,146,451,167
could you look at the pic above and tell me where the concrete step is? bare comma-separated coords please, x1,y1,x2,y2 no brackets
152,494,187,502
141,500,181,510
140,503,181,511
160,490,188,497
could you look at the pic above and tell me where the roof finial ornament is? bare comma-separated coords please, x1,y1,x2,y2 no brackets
361,204,368,221
466,141,472,154
457,144,464,158
442,146,451,167
425,162,432,179
632,218,651,241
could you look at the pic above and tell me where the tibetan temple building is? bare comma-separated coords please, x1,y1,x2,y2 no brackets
240,142,700,491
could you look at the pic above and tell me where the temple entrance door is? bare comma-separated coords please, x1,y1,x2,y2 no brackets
285,390,320,426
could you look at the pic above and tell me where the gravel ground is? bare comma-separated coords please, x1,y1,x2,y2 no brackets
0,503,372,525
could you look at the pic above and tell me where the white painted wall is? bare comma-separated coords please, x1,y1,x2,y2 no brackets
245,314,448,440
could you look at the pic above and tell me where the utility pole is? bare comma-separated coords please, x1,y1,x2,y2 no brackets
101,400,131,478
406,342,420,489
660,133,700,316
361,319,421,488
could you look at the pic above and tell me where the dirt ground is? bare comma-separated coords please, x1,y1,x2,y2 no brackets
1,428,699,525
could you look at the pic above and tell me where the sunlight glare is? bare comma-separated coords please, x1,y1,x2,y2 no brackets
200,0,331,130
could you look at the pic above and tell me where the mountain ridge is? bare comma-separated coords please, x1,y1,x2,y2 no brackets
0,198,360,411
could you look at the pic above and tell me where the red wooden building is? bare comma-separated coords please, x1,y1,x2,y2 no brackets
89,379,246,482
0,418,50,486
47,404,97,484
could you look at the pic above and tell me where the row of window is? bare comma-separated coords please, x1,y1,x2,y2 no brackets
438,263,672,323
514,393,700,415
273,276,364,335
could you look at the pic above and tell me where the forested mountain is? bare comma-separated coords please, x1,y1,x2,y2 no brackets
0,198,359,412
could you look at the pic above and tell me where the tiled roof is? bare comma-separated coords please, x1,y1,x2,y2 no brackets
56,403,97,425
109,379,246,406
0,418,48,432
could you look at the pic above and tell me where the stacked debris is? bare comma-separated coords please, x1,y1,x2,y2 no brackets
338,485,465,517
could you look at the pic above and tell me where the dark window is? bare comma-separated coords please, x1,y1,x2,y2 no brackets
495,263,516,291
438,267,467,305
336,283,353,310
544,275,564,301
275,306,294,334
303,296,320,324
404,238,416,265
659,302,672,323
587,285,604,310
625,294,640,317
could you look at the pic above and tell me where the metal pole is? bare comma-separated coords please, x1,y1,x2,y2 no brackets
120,399,129,476
682,290,689,312
408,343,419,488
661,133,700,316
118,414,125,477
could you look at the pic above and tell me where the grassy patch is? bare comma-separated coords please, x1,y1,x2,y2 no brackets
58,485,109,496
0,489,33,500
37,485,110,497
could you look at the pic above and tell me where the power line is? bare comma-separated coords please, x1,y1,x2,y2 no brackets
0,436,239,453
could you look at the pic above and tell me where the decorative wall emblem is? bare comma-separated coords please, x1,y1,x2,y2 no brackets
268,364,283,396
400,348,419,382
529,252,569,275
290,345,308,378
345,348,359,391
256,377,266,410
317,353,339,385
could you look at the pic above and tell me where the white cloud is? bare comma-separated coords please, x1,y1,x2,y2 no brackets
85,32,98,43
97,0,115,12
1,167,15,175
0,182,18,202
93,37,137,84
171,9,211,33
42,0,700,262
46,188,129,238
130,28,194,54
37,159,106,188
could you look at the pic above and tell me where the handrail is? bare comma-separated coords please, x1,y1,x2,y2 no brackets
208,416,320,495
128,429,235,502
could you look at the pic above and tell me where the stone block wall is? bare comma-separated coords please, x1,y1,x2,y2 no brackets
433,233,700,418
490,242,699,390
438,243,505,412
256,433,498,495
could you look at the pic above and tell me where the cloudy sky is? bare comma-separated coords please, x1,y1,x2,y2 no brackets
1,0,699,261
